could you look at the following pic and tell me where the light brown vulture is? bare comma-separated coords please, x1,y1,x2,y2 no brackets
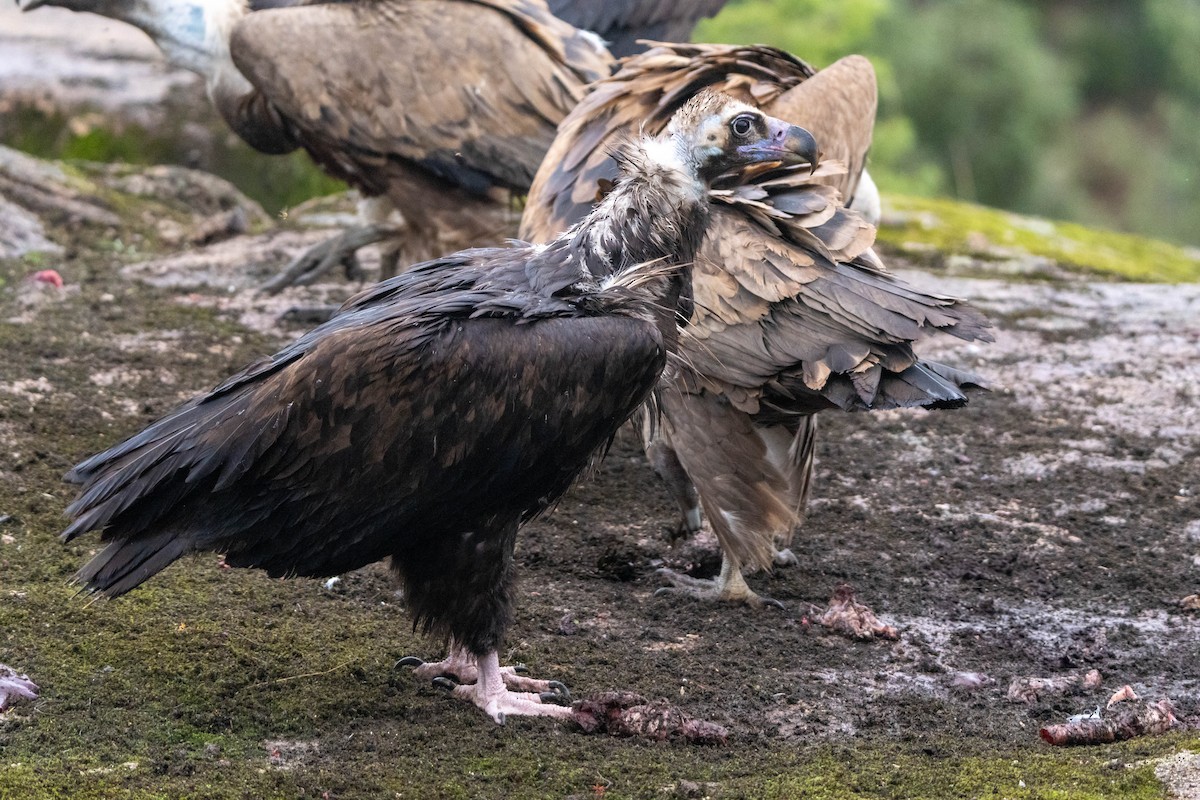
18,0,612,288
520,43,992,607
59,92,819,722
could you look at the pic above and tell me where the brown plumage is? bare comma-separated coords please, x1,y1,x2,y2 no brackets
520,44,992,606
20,0,612,287
60,92,818,722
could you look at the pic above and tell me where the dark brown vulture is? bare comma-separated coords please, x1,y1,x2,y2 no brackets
18,0,612,288
520,43,992,607
59,92,819,722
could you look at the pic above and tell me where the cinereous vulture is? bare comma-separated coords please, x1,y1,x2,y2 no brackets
59,91,819,723
17,0,731,289
17,0,611,288
520,43,992,607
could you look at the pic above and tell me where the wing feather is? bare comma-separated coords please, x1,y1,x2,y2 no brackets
230,0,610,195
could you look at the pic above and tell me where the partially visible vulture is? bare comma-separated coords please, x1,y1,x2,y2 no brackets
546,0,730,58
521,44,992,606
59,92,819,722
19,0,612,288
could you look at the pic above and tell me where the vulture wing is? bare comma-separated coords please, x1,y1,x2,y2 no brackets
522,43,989,415
547,0,730,57
228,0,612,196
762,54,877,206
62,251,665,596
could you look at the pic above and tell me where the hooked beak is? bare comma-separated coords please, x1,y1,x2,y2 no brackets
739,119,820,174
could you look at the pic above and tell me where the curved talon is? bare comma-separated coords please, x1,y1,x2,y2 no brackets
654,586,675,597
510,663,529,674
539,690,571,706
763,597,787,611
395,656,425,669
432,676,459,691
548,681,570,699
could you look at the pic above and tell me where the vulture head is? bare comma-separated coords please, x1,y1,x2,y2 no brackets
667,89,820,182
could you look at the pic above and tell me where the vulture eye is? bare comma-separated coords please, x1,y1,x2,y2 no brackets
730,114,755,137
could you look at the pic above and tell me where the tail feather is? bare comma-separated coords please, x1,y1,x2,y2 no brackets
74,530,192,597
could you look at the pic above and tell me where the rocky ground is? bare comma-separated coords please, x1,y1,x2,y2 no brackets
1,9,1199,798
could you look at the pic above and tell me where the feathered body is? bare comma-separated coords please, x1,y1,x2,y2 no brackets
61,91,819,720
521,44,992,603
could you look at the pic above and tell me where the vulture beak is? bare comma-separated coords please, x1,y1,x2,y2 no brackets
741,120,820,175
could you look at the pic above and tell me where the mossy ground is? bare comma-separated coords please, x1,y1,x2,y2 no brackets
876,194,1200,284
2,158,1199,799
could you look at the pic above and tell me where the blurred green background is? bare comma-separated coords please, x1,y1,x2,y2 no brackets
698,0,1200,248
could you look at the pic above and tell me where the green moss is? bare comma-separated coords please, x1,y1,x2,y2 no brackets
877,194,1200,283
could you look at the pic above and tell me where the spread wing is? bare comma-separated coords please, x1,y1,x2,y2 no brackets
682,173,991,413
547,0,730,57
521,44,989,413
228,0,612,195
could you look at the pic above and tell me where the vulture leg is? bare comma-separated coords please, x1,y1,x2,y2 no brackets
641,413,702,541
656,554,785,609
261,222,401,294
439,651,574,724
649,392,812,608
397,645,569,699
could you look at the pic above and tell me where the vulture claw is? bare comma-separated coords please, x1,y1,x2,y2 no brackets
539,690,571,706
432,675,459,691
547,681,570,700
510,663,529,675
394,656,425,670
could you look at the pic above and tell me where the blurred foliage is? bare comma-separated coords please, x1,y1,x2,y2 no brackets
697,0,1200,248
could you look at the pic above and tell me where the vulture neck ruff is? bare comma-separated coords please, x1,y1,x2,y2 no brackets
570,133,709,285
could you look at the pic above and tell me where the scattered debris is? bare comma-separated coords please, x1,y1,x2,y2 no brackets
557,612,579,636
1181,594,1200,611
1040,699,1177,746
814,584,899,641
950,671,995,690
1007,674,1088,703
1107,684,1139,708
30,269,64,288
0,664,39,711
1083,669,1103,689
572,691,727,744
1066,707,1101,725
322,576,341,591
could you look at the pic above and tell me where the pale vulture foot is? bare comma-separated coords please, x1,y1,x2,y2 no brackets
398,649,571,724
261,223,399,294
654,561,785,610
